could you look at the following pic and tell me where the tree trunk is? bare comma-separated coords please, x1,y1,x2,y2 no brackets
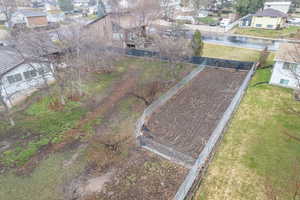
60,94,66,105
9,117,15,126
0,95,15,126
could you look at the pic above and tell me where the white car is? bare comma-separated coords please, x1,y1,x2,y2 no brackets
288,18,300,24
220,18,231,27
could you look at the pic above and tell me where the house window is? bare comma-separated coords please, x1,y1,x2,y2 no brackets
267,24,273,28
280,79,289,85
23,70,37,80
283,62,298,70
256,24,262,27
37,66,50,75
112,23,120,33
7,73,22,84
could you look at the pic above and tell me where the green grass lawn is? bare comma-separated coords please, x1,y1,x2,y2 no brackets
196,17,217,25
0,25,7,30
194,66,300,199
234,26,300,38
0,150,86,200
203,43,261,61
0,56,195,200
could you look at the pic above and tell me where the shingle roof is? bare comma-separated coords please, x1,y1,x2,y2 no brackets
254,8,288,18
275,43,300,63
0,47,24,76
18,9,47,17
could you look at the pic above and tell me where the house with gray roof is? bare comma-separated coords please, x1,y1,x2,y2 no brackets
0,47,54,107
250,8,288,29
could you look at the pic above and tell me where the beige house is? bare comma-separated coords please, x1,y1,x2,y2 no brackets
251,8,287,29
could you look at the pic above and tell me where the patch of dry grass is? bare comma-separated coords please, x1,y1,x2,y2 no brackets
203,43,261,62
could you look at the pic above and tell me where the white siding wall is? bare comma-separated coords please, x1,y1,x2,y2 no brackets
270,61,300,89
264,4,290,14
0,63,55,107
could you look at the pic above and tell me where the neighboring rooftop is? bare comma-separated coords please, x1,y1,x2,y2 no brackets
0,47,24,76
18,9,47,17
264,1,292,5
254,8,288,17
275,43,300,63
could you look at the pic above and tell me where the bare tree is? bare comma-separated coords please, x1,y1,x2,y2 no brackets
191,0,211,11
0,80,15,126
153,32,192,79
0,0,17,29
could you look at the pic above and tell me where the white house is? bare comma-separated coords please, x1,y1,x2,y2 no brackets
73,0,90,8
270,43,300,89
0,47,55,107
264,1,291,14
47,10,65,23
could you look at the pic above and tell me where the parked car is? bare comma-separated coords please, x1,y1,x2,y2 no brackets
220,18,231,27
288,18,300,24
209,21,219,26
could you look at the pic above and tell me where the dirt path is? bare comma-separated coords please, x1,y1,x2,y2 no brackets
53,69,140,143
17,70,140,174
76,70,139,131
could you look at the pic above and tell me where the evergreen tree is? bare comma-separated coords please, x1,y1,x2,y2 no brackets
235,0,264,16
58,0,74,12
191,30,204,57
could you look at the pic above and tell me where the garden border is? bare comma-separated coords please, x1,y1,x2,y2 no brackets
173,63,257,200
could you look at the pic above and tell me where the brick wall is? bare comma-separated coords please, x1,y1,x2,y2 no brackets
27,16,48,28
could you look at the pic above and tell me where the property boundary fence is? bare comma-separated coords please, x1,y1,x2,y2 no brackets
135,65,206,167
173,63,257,200
108,47,254,70
128,46,257,199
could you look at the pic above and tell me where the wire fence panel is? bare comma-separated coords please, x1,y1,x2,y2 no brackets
135,65,206,162
173,64,256,200
122,48,254,70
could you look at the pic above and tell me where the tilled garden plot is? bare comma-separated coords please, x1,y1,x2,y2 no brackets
146,67,247,159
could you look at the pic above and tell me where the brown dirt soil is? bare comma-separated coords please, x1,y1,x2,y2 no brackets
147,67,247,159
96,150,188,200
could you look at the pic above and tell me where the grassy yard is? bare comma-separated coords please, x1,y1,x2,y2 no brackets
196,17,218,25
0,57,195,200
234,26,300,38
0,45,268,200
194,64,300,199
0,150,86,200
203,43,261,61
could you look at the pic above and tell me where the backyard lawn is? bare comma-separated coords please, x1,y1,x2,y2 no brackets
194,66,300,199
0,57,194,200
203,43,261,61
196,17,218,25
0,44,265,200
234,26,300,38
